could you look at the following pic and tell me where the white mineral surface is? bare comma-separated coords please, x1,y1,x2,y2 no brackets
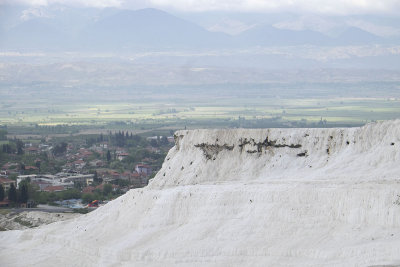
0,211,80,231
1,120,400,266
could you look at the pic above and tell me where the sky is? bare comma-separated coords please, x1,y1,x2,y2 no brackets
2,0,400,15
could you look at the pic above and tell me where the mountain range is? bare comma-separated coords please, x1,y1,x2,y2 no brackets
0,7,398,52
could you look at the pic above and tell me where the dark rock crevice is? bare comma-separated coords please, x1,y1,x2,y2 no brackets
239,136,302,154
297,151,308,157
194,136,303,160
194,143,234,160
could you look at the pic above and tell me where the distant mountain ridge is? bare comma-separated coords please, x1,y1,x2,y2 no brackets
0,7,396,51
80,8,232,50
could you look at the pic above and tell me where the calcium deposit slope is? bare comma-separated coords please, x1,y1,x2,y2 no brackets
1,120,400,266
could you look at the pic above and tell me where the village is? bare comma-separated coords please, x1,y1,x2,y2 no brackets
0,129,175,209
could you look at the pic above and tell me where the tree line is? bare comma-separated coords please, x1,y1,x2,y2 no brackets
2,139,24,155
0,182,29,205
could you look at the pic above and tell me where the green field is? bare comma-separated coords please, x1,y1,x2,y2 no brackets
1,82,400,134
1,97,399,128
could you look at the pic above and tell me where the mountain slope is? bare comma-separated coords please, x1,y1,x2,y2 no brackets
333,27,384,45
1,120,400,266
2,18,67,49
76,8,231,50
0,8,232,51
235,25,331,46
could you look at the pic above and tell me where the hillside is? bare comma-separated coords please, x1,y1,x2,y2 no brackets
1,120,400,266
80,8,231,50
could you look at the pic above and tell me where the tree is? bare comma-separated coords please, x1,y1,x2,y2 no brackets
82,193,95,204
0,184,4,201
116,179,129,187
103,183,112,195
16,139,24,155
0,129,7,140
35,160,41,173
115,131,126,147
19,183,29,203
150,139,158,147
106,150,111,162
91,170,102,185
53,142,67,156
74,181,84,190
8,183,17,202
2,144,13,154
86,137,96,147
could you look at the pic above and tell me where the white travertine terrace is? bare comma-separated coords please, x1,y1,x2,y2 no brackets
1,120,400,266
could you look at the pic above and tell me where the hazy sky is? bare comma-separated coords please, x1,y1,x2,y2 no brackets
3,0,400,15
